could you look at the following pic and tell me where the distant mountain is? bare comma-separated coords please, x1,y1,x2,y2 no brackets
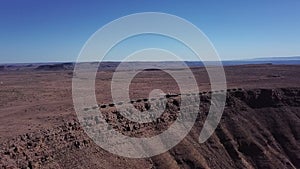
1,56,300,70
185,56,300,67
249,56,300,61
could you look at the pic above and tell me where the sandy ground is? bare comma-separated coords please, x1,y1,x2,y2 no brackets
0,64,299,142
0,64,299,168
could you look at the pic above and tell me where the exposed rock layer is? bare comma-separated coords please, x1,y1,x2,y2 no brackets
0,88,299,169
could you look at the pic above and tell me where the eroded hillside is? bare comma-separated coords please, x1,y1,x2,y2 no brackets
0,88,299,169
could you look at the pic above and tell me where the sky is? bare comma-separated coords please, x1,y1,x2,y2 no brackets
0,0,300,63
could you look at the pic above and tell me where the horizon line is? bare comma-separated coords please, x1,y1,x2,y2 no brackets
1,55,300,65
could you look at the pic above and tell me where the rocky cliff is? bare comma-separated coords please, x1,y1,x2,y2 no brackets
0,88,299,169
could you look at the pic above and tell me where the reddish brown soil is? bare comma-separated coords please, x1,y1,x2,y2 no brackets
0,64,299,168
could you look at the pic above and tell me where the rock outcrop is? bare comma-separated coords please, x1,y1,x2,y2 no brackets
0,88,299,169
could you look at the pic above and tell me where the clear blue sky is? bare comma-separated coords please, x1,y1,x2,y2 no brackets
0,0,300,63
